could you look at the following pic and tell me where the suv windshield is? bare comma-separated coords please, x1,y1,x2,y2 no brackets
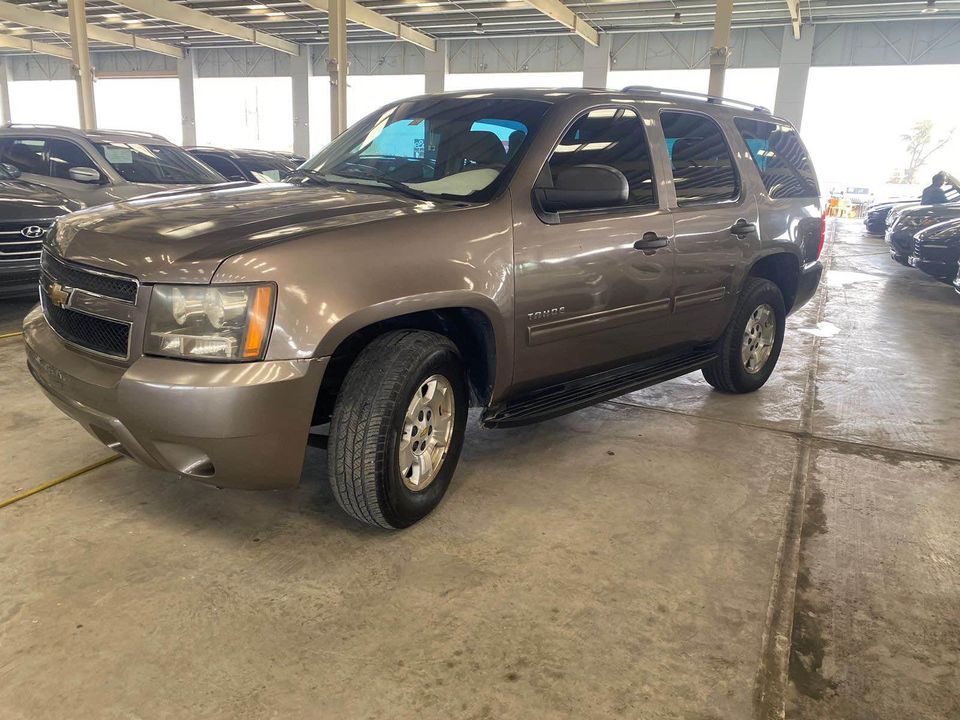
295,96,550,202
93,141,224,185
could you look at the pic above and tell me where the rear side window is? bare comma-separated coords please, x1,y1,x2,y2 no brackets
660,111,739,206
546,107,656,206
734,118,818,199
195,152,245,181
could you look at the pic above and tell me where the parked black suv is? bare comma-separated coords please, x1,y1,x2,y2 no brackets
0,163,81,297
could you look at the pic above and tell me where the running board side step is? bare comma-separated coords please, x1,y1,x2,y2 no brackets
481,349,717,428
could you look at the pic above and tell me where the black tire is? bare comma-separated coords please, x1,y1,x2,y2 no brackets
702,278,786,394
328,330,468,529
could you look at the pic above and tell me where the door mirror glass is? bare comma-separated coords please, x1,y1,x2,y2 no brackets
536,164,629,212
1,162,21,179
68,166,102,184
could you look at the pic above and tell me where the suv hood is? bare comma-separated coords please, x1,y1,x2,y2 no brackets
0,179,82,218
48,182,438,283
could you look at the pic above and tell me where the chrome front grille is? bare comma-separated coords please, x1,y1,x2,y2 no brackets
39,251,139,359
41,251,139,303
0,220,52,261
41,295,131,357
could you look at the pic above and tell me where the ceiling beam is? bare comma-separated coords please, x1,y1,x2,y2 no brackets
298,0,435,51
0,1,182,58
111,0,299,55
522,0,599,46
786,0,801,39
0,32,73,60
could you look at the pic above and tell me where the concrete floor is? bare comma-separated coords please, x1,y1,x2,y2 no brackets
1,220,957,719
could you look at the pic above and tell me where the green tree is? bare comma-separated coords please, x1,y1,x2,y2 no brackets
897,120,954,184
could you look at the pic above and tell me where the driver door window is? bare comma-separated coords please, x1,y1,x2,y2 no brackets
537,107,656,214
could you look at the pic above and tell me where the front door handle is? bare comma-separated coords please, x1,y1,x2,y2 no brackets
730,219,756,237
634,232,668,252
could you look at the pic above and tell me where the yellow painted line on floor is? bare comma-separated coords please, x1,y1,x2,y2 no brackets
0,455,122,510
0,330,23,340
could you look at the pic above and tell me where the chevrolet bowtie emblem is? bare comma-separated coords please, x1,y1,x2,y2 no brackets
47,282,71,309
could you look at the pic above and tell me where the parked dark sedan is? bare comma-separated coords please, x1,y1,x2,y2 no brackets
865,200,916,235
186,147,298,183
886,203,960,265
909,217,960,282
0,163,82,298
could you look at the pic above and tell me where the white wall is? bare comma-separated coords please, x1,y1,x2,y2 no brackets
802,65,960,193
194,77,293,152
610,68,779,111
96,78,181,142
7,80,79,127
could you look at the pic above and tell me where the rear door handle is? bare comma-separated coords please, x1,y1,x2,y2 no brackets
730,219,756,237
634,232,668,251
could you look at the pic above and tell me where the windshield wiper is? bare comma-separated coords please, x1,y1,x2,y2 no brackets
285,168,339,186
332,171,433,201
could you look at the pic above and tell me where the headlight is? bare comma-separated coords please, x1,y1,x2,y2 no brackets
145,283,275,361
901,216,937,229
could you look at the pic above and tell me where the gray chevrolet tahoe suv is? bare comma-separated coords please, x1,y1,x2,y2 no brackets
24,88,823,529
0,124,225,206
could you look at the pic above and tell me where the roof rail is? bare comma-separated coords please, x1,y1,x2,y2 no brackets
2,122,76,130
92,128,171,142
621,86,772,115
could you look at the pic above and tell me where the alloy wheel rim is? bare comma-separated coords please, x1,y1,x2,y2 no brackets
741,303,776,374
398,374,455,492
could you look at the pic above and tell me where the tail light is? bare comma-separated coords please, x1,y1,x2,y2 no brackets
817,211,827,259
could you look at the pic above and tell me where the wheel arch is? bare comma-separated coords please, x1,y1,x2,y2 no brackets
746,251,801,313
311,296,506,425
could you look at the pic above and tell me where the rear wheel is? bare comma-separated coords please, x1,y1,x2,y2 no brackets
328,330,467,529
702,278,786,394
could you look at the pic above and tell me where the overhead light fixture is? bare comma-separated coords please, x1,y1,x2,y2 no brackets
671,11,682,24
474,21,484,34
922,0,938,12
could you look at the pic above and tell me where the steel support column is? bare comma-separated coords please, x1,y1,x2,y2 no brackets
292,44,312,157
328,0,348,138
774,25,816,128
68,0,97,129
0,57,11,124
707,0,734,97
424,39,448,94
177,49,198,145
582,33,611,89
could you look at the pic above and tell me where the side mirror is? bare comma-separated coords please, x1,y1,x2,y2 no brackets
68,166,102,184
1,163,21,179
535,164,629,213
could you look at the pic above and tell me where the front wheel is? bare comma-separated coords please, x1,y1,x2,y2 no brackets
702,278,786,394
328,330,468,529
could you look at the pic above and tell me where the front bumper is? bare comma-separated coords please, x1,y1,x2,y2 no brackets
0,261,40,299
791,260,823,314
885,229,916,260
24,306,327,490
908,255,958,279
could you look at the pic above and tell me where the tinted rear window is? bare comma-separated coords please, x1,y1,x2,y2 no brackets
734,118,818,199
660,111,739,205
